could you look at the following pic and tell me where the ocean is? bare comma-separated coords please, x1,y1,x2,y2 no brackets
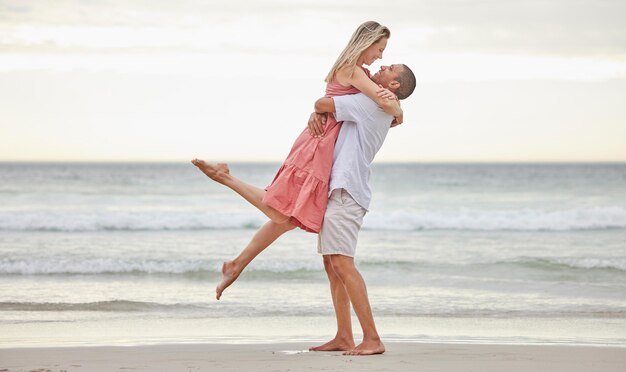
1,162,625,347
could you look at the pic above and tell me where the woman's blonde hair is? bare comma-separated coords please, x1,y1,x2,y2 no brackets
325,21,391,83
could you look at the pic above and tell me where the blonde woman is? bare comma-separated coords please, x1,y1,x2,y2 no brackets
192,21,403,300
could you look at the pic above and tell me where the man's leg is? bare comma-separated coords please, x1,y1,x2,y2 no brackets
191,159,289,224
309,255,356,351
328,254,385,356
216,220,295,300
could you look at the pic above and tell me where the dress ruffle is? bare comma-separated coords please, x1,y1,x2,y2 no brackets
263,163,328,233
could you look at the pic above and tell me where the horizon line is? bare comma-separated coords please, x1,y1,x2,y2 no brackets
1,160,625,165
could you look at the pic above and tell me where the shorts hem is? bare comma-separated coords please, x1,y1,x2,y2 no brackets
317,251,355,258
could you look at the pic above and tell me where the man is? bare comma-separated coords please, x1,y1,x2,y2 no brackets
191,63,416,355
307,64,416,356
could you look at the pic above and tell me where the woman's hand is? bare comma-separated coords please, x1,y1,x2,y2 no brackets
391,113,403,128
308,112,327,137
376,84,402,117
376,85,398,101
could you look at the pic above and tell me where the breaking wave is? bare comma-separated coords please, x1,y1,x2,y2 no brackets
1,206,625,232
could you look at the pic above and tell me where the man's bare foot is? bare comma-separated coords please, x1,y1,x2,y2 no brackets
343,339,385,356
191,159,230,184
309,336,355,352
216,261,240,300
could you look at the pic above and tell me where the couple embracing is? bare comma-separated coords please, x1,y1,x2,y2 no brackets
192,21,416,356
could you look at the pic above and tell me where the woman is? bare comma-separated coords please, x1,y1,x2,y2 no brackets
192,21,402,300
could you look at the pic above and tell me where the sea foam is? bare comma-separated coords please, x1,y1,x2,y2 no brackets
1,206,625,232
2,256,625,276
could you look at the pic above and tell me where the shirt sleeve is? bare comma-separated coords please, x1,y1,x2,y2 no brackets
333,94,368,123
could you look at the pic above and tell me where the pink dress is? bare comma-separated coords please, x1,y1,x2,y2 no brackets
263,68,370,233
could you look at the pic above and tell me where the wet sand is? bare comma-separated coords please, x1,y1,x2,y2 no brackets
1,342,625,372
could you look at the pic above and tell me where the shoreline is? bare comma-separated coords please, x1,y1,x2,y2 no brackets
2,315,624,349
1,342,625,372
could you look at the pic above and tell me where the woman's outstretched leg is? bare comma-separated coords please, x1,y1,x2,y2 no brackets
191,159,289,224
217,220,296,300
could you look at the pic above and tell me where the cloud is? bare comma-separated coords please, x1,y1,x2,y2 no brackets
0,0,624,57
0,0,625,82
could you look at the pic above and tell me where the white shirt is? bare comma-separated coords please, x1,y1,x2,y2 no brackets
329,93,394,210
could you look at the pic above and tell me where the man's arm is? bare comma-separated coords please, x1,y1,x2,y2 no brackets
314,85,401,120
308,93,398,137
314,97,335,114
306,97,335,137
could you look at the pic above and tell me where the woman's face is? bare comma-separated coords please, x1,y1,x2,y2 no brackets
361,37,388,66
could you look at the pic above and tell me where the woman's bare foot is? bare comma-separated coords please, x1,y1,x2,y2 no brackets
216,261,241,300
343,339,385,356
309,336,355,352
191,159,230,184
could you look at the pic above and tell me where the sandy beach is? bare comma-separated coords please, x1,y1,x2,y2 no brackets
1,342,624,372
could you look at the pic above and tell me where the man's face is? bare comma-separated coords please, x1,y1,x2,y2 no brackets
371,64,404,89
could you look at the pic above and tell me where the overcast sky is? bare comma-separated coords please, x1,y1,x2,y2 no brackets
1,0,625,162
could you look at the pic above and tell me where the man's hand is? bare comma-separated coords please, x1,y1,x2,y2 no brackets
308,112,327,137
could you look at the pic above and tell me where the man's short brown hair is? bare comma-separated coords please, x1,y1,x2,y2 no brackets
395,64,416,100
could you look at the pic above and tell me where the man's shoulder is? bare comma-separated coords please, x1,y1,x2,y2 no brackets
334,92,393,124
334,92,378,112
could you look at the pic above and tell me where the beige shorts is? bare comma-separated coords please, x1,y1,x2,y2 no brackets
317,188,367,257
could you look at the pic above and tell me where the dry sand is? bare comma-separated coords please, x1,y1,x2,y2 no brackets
1,342,624,372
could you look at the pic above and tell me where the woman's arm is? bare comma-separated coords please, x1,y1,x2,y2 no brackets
337,67,402,117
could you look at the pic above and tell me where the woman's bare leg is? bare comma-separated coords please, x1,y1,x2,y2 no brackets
217,220,296,300
191,159,289,224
